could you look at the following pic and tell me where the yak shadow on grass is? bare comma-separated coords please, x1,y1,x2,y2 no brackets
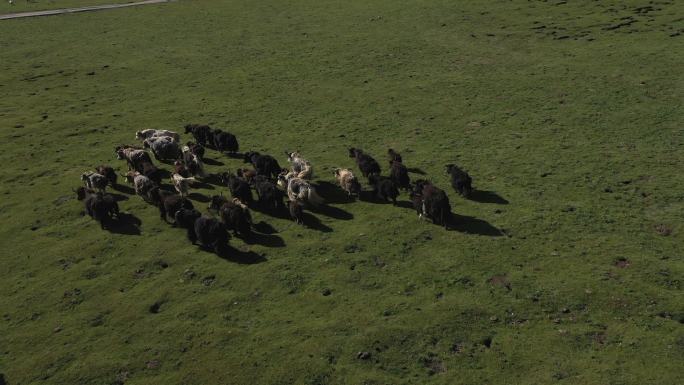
201,173,224,187
242,231,286,248
159,183,176,192
191,181,215,190
109,193,129,202
407,167,427,175
112,184,135,195
158,159,176,166
308,204,353,220
358,190,396,206
469,190,509,204
224,152,245,160
392,201,502,236
253,221,278,234
106,212,141,235
216,245,267,264
156,169,172,179
251,204,291,220
203,157,224,166
448,213,503,236
395,200,416,210
188,192,211,203
302,212,332,232
314,181,356,204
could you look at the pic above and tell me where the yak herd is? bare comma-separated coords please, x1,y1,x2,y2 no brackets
75,124,474,254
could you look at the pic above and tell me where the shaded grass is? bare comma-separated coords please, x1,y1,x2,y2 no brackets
0,0,683,384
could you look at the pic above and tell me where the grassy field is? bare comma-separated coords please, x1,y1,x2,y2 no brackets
0,0,683,384
0,0,139,13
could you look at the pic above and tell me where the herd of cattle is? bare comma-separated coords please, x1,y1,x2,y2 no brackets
76,124,474,253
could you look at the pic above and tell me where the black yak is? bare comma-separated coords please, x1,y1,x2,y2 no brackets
75,187,119,229
209,195,253,237
348,147,381,178
244,151,282,179
445,164,473,198
368,174,399,205
188,216,229,254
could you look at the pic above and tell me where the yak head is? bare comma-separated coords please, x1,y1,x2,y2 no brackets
219,171,236,186
285,151,301,162
208,194,227,211
276,173,289,189
231,198,248,210
114,146,125,160
74,186,90,200
122,171,139,184
243,151,259,164
412,179,430,195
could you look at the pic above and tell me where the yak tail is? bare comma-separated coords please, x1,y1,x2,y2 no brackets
307,188,324,206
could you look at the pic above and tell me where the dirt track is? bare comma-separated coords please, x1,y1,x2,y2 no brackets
0,0,172,20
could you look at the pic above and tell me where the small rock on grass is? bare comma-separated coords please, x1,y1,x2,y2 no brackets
482,336,492,348
149,302,161,314
614,258,630,268
654,224,672,236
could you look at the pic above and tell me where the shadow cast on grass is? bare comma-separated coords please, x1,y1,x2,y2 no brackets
106,212,141,235
395,200,415,210
469,190,509,204
225,152,245,160
253,221,278,234
392,201,502,236
188,192,211,203
158,159,176,166
243,232,285,248
112,184,135,195
217,245,267,264
302,212,332,232
200,173,224,186
314,181,356,204
448,213,503,236
159,183,176,192
308,204,353,220
407,167,427,175
156,169,172,179
109,193,129,202
358,190,397,205
203,157,224,166
191,181,215,190
251,204,291,220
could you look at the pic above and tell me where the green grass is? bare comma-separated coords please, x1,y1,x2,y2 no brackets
1,0,683,384
1,0,137,13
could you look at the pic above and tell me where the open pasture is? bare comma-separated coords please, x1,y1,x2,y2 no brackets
0,0,138,12
0,0,682,384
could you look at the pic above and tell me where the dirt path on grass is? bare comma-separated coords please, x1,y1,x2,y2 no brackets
0,0,172,20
